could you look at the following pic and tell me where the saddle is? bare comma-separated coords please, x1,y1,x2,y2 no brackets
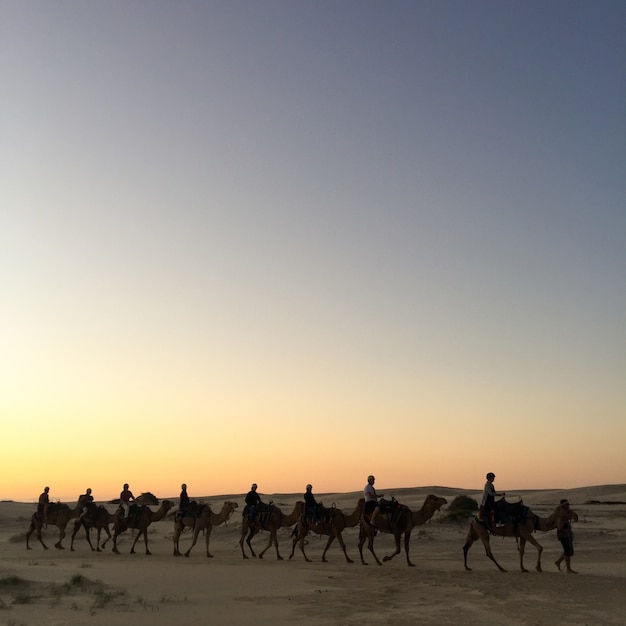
243,502,274,526
119,503,142,526
378,498,408,527
304,503,335,526
495,498,528,525
178,500,201,519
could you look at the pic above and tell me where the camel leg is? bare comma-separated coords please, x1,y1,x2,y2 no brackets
54,526,67,550
173,526,183,556
288,527,300,561
97,526,110,551
321,535,335,563
290,526,311,562
71,520,94,552
242,527,257,558
367,534,383,566
70,521,80,551
84,526,96,551
131,528,151,555
26,521,48,550
358,525,369,565
519,534,542,572
130,528,147,554
112,529,123,554
259,530,282,560
204,526,214,558
257,532,273,559
480,535,507,572
102,526,112,550
359,524,383,566
239,532,248,558
463,522,476,570
143,528,151,555
404,531,415,567
383,531,403,564
330,532,353,564
183,526,200,557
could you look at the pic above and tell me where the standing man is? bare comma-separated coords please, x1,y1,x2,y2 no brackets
555,499,578,573
38,486,50,525
120,483,134,519
364,475,383,528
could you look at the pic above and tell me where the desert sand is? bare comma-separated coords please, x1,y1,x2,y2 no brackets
1,484,625,625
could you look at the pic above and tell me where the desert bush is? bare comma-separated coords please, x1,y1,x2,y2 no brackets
0,575,25,587
136,492,159,506
444,495,479,522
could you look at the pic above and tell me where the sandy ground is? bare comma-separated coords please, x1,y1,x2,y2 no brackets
1,484,625,626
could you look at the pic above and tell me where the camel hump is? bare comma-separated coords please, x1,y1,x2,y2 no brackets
47,502,66,516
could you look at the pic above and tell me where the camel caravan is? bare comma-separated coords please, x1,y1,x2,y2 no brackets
25,477,580,572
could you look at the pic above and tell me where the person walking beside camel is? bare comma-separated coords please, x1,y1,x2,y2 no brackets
120,483,135,519
555,499,578,573
364,475,383,528
481,473,504,532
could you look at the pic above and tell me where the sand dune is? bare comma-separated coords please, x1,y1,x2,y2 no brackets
1,485,625,625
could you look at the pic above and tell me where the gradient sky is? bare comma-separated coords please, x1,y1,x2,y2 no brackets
2,1,624,502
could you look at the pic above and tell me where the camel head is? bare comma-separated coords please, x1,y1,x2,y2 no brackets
425,494,448,511
224,500,238,519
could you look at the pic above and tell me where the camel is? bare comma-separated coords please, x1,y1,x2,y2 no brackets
463,500,578,572
26,501,82,550
173,500,238,557
239,501,304,560
358,494,448,566
112,500,174,555
289,498,364,563
70,505,117,552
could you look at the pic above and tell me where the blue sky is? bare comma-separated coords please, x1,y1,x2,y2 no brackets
1,1,624,499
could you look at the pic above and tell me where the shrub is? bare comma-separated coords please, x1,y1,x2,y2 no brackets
444,495,479,522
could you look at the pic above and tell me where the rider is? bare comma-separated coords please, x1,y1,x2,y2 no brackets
304,484,320,523
77,488,94,523
245,483,262,525
38,486,50,525
179,483,190,515
120,483,135,519
481,472,505,532
364,475,383,528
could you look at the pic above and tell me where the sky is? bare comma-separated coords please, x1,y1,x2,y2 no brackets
1,1,625,503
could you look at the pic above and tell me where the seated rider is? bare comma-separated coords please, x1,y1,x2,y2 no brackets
179,483,190,516
77,488,94,522
481,472,505,532
364,475,383,528
304,484,321,523
38,486,50,524
245,483,262,525
120,483,135,519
